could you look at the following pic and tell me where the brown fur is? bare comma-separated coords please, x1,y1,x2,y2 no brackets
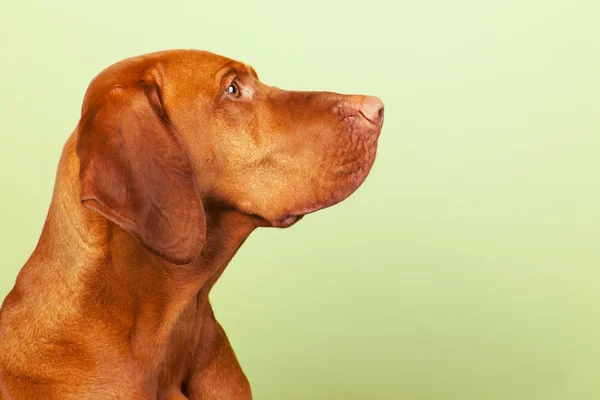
0,50,383,399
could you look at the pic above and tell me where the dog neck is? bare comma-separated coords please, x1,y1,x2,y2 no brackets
18,132,256,356
43,131,256,284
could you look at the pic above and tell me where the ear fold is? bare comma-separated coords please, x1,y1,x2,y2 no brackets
76,78,205,264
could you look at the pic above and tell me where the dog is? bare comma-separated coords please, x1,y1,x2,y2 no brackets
0,49,383,399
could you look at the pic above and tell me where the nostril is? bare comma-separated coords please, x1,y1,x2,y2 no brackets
359,96,385,126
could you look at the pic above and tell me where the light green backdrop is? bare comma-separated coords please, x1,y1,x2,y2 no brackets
1,1,599,399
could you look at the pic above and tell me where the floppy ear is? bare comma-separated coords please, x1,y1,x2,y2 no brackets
76,78,205,264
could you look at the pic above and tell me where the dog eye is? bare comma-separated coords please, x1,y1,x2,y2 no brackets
225,82,241,98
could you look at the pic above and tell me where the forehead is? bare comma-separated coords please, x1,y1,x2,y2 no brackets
82,50,258,116
160,50,258,81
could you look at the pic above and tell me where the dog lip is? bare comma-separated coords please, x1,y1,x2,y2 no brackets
272,203,325,228
272,214,304,228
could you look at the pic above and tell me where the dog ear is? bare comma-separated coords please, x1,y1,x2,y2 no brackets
76,77,205,265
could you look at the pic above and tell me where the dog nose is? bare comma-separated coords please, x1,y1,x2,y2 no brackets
359,96,384,126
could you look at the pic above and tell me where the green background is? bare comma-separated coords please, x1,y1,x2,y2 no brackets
1,1,599,399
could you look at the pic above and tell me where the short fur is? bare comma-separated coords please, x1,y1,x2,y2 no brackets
0,50,384,400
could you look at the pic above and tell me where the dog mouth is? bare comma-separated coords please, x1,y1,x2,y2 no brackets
271,138,379,229
270,178,361,228
262,102,382,230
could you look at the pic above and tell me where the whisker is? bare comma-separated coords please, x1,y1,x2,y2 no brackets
318,162,333,192
309,160,327,193
335,170,343,190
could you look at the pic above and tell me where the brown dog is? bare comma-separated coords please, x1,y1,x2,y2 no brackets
0,50,383,399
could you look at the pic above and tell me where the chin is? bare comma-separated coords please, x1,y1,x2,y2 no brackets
271,214,305,228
